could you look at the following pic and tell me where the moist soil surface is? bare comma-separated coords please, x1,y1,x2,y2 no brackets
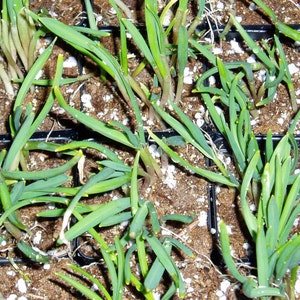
0,1,300,299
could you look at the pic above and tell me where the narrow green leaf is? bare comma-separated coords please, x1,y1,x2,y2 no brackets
114,237,124,300
17,241,49,263
143,230,179,287
144,239,172,291
13,39,56,110
256,225,269,287
56,272,102,300
276,235,300,282
68,264,111,299
239,151,260,238
60,197,131,243
265,196,279,256
130,151,140,216
100,212,132,227
129,201,148,239
219,221,247,283
3,109,34,171
2,151,83,180
161,214,194,224
278,175,300,238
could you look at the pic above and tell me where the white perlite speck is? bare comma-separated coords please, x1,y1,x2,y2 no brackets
198,211,207,227
197,196,206,203
216,279,231,299
16,278,27,293
220,279,231,292
208,75,216,86
35,69,44,80
63,56,78,68
216,2,224,9
33,231,42,245
226,225,233,235
162,164,177,188
183,67,194,84
295,269,300,294
7,270,16,276
212,47,223,55
43,263,51,270
230,40,244,54
195,112,204,127
148,144,161,158
103,94,113,101
288,63,300,75
81,93,94,110
257,69,266,82
247,54,257,64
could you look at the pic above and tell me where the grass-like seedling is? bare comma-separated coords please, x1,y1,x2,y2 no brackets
220,130,300,299
120,0,203,106
0,106,83,261
55,148,194,299
195,13,297,112
0,0,39,98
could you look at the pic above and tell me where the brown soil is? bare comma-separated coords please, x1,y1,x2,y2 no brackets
0,0,299,299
